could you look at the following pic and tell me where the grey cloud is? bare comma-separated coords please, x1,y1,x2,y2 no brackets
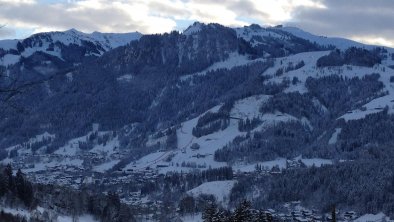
226,0,268,18
0,0,392,46
287,0,394,44
147,1,189,18
0,2,149,33
0,26,16,38
187,0,269,22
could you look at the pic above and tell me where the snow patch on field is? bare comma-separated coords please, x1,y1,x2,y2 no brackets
57,214,98,222
29,132,55,144
264,50,394,122
0,39,18,50
123,99,306,174
0,54,20,66
89,136,120,157
183,22,202,35
233,158,287,172
187,180,236,206
230,95,271,119
93,160,120,173
1,205,98,222
117,74,134,82
180,213,203,222
235,26,284,47
180,52,255,81
233,157,332,172
279,26,366,50
328,128,342,145
300,158,332,167
2,207,31,219
339,94,392,121
23,158,84,173
259,112,299,128
354,213,392,222
264,51,330,94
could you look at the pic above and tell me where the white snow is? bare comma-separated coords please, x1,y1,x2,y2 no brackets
28,132,55,144
1,206,97,222
259,112,299,127
125,105,229,173
2,207,31,219
183,22,203,35
264,50,331,94
354,213,392,222
0,39,18,50
262,50,394,122
233,157,332,172
301,117,313,131
187,180,236,205
230,95,271,119
89,31,141,49
125,97,308,174
338,65,394,121
233,158,287,172
279,26,367,50
23,158,84,173
180,52,253,81
116,74,134,82
180,213,203,222
328,128,342,145
66,72,73,82
234,26,284,47
57,214,98,222
0,29,142,66
0,54,20,66
54,135,85,156
124,151,168,171
93,160,120,173
89,136,120,157
300,158,332,167
339,94,391,121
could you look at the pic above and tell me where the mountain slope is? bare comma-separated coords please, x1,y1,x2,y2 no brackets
1,22,394,220
0,29,142,66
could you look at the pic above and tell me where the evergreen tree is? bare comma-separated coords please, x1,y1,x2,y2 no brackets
233,200,253,222
202,201,219,222
4,164,13,191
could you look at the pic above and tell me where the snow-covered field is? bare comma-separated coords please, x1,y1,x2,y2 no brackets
124,96,308,174
233,158,287,172
233,156,332,172
187,180,236,206
261,49,394,122
57,215,97,222
279,26,366,50
180,52,257,81
354,213,393,222
329,128,342,145
1,205,98,222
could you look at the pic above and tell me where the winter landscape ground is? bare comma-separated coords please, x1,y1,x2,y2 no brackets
0,19,394,222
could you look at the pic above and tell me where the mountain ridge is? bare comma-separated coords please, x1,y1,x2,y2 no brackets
1,21,394,221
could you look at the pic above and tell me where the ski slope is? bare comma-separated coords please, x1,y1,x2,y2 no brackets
187,180,236,206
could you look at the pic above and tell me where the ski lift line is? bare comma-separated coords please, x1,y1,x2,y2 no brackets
132,124,195,172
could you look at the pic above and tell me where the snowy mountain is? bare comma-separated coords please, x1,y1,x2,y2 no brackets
1,22,394,221
0,29,142,66
277,26,367,50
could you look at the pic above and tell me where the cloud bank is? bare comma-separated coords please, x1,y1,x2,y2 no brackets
0,0,392,47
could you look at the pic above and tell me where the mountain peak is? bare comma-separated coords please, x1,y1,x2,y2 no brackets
183,22,204,35
65,28,80,33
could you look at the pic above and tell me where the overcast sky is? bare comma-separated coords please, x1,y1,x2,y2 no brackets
0,0,393,47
